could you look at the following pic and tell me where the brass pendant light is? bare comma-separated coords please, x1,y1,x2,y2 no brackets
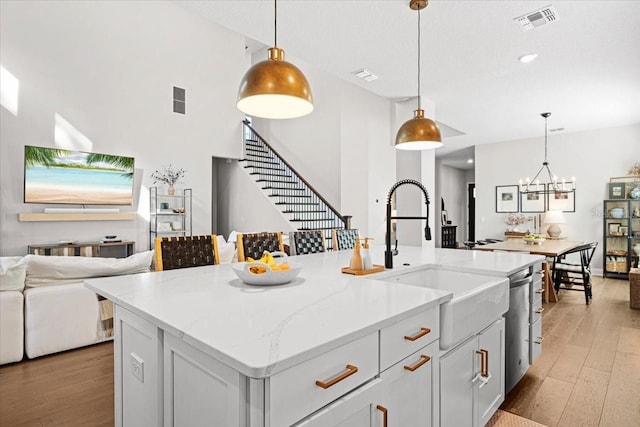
395,0,442,150
237,0,313,119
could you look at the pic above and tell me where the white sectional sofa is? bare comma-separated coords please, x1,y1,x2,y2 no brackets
0,251,153,364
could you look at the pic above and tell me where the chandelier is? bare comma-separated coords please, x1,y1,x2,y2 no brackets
519,112,575,195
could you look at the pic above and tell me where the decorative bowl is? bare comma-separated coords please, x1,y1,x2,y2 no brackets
231,259,302,286
523,236,546,245
610,207,625,219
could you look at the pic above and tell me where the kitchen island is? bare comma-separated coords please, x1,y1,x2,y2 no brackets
85,246,543,427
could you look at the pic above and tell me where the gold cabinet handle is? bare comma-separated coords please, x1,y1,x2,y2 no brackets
315,364,358,389
535,288,545,294
534,336,544,345
536,307,545,314
476,349,489,377
404,354,431,372
376,404,388,427
404,327,431,342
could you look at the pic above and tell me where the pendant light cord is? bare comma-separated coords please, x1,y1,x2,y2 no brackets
274,0,277,47
544,114,548,162
417,8,422,110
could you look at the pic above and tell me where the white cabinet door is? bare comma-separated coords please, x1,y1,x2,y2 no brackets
115,306,162,427
163,333,242,427
440,318,505,427
478,318,505,426
380,340,439,427
439,336,477,427
294,379,384,427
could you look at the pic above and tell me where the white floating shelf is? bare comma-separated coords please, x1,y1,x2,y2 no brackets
18,212,137,222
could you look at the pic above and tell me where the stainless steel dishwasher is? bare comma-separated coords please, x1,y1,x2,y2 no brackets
504,268,534,393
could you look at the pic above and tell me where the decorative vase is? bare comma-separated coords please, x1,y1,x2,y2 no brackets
168,185,176,196
634,243,640,256
630,186,640,200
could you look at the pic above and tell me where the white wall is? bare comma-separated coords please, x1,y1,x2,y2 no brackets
0,1,247,255
475,123,640,273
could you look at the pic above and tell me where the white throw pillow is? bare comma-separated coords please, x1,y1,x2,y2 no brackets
0,256,27,291
25,250,154,288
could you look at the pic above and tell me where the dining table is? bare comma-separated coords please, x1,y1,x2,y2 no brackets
474,238,583,303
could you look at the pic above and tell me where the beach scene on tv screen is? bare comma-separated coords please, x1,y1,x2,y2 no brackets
24,146,134,205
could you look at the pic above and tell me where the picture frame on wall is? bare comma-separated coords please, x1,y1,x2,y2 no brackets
520,191,546,213
496,185,519,213
608,182,625,199
547,184,575,212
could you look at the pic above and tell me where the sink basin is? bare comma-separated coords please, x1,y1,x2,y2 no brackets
374,268,509,350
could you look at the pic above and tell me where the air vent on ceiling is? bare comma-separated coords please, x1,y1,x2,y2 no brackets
515,5,559,32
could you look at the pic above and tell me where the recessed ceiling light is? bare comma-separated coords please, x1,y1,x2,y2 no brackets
518,53,538,63
353,68,379,82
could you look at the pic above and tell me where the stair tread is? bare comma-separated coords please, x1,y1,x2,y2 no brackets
275,202,320,205
263,187,305,191
269,194,313,198
282,210,326,213
290,218,338,222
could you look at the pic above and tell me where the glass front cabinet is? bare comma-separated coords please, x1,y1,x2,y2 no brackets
603,199,640,278
149,187,192,249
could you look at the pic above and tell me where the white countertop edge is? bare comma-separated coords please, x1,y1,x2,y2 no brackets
88,282,451,378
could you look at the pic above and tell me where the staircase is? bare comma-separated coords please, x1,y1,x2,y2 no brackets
241,120,349,250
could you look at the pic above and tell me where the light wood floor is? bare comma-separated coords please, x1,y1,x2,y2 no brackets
0,276,638,426
501,275,640,426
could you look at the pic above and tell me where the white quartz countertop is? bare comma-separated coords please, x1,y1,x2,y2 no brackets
85,246,543,378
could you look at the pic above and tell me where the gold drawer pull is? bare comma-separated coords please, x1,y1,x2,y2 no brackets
534,336,544,345
404,354,431,372
315,364,358,389
535,288,545,294
376,405,388,427
476,349,489,377
536,307,545,314
404,327,431,342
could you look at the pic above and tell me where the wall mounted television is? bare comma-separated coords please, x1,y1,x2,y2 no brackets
24,145,135,205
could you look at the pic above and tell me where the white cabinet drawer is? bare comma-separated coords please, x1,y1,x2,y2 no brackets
269,332,379,427
529,295,543,323
530,277,544,304
380,308,439,370
529,318,542,363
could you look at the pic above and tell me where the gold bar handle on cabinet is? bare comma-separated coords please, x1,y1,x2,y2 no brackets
404,354,431,372
315,364,358,389
535,288,545,294
376,405,388,427
476,349,489,377
404,327,431,342
536,307,545,314
534,336,544,345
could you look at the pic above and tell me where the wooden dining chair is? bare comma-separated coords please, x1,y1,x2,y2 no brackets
154,235,220,271
331,229,359,251
236,232,285,262
289,230,326,255
552,242,598,304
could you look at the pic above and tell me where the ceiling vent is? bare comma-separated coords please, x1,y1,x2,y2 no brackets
353,68,379,82
515,5,559,32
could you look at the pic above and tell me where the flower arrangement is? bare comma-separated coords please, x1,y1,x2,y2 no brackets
627,162,640,178
505,213,527,226
150,165,186,186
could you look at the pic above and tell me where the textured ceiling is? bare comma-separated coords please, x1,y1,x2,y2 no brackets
177,0,640,167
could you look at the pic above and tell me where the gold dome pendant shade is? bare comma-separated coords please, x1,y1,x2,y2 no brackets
236,0,313,119
237,47,313,119
395,108,443,150
395,0,442,150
